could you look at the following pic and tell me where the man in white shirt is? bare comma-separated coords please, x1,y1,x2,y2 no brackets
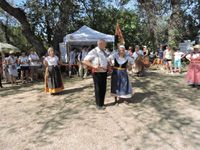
83,39,109,110
28,50,40,82
78,46,88,79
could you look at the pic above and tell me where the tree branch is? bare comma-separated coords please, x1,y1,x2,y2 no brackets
0,0,46,55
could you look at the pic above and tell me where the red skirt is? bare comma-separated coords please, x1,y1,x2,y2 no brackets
185,61,200,85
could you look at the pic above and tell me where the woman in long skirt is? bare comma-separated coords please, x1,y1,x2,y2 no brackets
108,45,134,104
44,47,64,95
185,45,200,89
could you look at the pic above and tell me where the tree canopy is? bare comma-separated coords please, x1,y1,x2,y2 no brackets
0,0,199,54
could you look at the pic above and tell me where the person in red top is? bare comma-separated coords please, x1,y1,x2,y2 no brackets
0,53,3,88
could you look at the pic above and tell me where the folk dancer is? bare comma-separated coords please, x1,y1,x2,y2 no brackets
44,47,64,95
185,45,200,89
108,45,134,104
83,39,109,110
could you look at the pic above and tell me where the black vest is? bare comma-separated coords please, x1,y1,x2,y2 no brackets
114,58,128,68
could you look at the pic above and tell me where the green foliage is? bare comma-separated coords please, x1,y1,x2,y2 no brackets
0,0,199,51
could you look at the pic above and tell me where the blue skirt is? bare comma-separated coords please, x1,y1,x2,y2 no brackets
111,69,133,98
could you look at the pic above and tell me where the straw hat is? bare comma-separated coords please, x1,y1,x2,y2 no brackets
193,44,200,49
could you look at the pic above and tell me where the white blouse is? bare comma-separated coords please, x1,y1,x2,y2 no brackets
19,56,29,66
84,47,108,72
132,50,144,61
8,56,17,65
108,52,134,66
29,53,40,66
45,56,59,66
186,53,200,60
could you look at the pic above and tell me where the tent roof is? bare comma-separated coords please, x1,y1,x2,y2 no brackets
63,25,114,44
0,42,20,53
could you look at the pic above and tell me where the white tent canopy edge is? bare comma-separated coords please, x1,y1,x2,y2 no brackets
63,25,114,44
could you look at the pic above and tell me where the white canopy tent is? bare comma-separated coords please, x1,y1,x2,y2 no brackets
61,25,115,62
0,42,21,59
0,42,20,53
63,25,114,44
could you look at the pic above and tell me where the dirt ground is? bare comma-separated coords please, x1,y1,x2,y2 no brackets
0,69,200,150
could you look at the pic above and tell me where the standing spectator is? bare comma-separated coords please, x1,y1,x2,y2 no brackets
16,52,21,80
78,46,88,79
29,49,40,82
142,46,150,68
128,46,133,57
163,46,173,74
132,45,144,76
143,46,149,56
18,52,29,83
0,53,3,88
149,49,156,64
185,45,200,89
173,48,185,73
157,45,164,65
3,53,10,83
69,48,76,77
7,51,18,85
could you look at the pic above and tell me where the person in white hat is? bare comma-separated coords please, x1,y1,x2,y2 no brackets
108,45,134,104
185,44,200,89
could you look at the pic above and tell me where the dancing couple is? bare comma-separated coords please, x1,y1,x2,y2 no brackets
83,39,134,110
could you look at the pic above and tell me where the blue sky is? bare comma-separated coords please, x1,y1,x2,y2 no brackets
13,0,135,8
13,0,24,5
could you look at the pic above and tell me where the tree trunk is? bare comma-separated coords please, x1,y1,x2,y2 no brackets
44,0,53,46
168,0,182,47
52,0,73,51
0,0,46,55
4,16,10,43
138,0,158,50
